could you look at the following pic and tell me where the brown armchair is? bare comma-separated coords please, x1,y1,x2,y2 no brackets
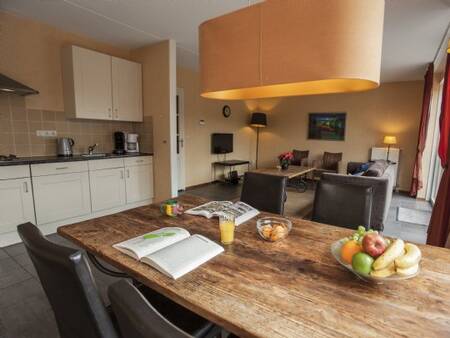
291,149,309,166
313,152,343,179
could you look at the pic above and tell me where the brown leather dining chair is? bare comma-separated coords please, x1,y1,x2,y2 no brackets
311,180,373,230
108,279,221,338
241,172,288,215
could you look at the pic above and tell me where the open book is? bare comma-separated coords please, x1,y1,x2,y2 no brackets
185,201,259,225
113,227,223,279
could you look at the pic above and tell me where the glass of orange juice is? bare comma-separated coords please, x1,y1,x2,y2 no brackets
219,213,235,245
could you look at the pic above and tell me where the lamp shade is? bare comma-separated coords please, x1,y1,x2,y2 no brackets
250,112,267,128
383,136,397,145
199,0,385,100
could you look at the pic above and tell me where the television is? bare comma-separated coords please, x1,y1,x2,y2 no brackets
211,133,233,154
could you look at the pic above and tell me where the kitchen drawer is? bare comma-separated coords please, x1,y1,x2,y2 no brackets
88,158,124,171
124,156,152,167
31,161,88,177
0,165,30,180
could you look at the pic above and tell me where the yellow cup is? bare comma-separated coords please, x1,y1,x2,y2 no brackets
219,214,235,245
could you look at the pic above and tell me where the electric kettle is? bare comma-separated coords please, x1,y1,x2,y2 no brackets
57,138,75,156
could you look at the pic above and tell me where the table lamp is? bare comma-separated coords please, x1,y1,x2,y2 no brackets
250,112,267,169
383,136,397,162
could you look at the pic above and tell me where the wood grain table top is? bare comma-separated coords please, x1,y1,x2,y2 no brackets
251,166,315,179
58,194,450,338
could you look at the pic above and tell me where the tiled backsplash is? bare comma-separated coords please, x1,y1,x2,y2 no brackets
0,94,153,156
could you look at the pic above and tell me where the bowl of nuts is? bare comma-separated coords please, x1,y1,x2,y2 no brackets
256,217,292,242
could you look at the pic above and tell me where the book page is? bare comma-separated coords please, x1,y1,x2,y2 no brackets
185,201,233,218
141,235,224,279
113,227,190,260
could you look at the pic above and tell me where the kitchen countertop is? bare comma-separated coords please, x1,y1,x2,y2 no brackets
0,152,153,166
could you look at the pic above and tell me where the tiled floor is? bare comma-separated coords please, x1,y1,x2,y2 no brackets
0,181,432,337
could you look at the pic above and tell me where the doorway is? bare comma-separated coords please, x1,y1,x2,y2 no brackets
176,88,186,191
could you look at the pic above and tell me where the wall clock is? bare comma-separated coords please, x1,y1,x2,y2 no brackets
222,105,231,118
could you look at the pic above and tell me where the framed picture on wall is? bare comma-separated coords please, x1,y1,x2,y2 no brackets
308,112,346,141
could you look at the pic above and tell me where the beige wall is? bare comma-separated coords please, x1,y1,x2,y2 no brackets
177,67,253,187
0,11,131,111
132,41,175,201
254,81,423,191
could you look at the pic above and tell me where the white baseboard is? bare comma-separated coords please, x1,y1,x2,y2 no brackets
0,199,152,248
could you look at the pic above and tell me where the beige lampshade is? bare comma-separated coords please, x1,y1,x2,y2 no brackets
199,0,385,100
383,136,397,145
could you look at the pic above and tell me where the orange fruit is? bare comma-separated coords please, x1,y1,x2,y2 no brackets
341,240,362,264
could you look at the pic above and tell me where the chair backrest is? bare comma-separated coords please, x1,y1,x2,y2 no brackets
241,172,287,215
312,180,373,230
292,150,309,166
17,223,118,338
322,152,343,171
108,280,192,338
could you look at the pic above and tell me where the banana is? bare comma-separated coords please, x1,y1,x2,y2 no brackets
370,262,396,278
395,243,421,269
373,239,405,271
396,263,419,277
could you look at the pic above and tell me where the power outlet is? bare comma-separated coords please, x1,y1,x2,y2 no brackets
36,130,57,137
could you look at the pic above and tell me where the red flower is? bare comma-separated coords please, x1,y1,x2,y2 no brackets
278,151,294,161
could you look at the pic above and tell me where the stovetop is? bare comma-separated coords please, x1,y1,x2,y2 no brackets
0,154,17,161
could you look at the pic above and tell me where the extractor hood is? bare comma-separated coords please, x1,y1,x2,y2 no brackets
0,74,39,96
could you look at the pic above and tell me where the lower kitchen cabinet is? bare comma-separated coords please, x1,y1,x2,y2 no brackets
125,163,154,203
90,167,126,212
33,172,91,225
0,178,35,234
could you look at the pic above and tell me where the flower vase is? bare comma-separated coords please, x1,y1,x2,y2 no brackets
280,160,290,170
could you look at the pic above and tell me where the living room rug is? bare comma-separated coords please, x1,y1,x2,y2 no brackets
397,207,431,226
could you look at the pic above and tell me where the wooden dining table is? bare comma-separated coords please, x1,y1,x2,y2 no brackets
58,194,450,338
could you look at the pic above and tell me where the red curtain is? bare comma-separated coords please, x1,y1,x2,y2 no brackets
410,63,434,197
427,54,450,247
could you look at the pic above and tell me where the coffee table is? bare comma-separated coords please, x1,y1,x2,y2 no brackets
251,165,315,192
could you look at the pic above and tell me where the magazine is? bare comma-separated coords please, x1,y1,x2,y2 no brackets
113,227,224,279
185,201,259,225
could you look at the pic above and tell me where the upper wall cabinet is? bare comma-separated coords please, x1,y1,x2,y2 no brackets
62,46,143,122
112,57,143,122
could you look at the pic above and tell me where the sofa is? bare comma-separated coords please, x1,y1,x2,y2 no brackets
320,160,395,231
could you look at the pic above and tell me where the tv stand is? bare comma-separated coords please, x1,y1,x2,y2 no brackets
212,160,250,184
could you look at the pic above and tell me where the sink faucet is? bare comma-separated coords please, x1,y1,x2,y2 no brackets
88,144,98,155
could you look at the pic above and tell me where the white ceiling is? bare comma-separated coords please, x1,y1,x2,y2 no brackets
1,0,449,82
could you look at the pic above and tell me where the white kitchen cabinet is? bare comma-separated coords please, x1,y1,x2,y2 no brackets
62,45,143,122
63,46,113,120
0,178,35,234
112,57,143,122
33,172,91,225
125,161,154,204
90,167,126,212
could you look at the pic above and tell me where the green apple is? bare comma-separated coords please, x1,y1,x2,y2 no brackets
352,252,374,276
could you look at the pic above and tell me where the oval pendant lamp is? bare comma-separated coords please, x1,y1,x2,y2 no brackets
199,0,385,100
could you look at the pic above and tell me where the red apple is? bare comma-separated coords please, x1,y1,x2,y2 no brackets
362,233,387,258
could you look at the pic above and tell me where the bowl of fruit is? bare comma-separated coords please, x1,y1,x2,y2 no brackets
331,226,422,283
257,217,292,242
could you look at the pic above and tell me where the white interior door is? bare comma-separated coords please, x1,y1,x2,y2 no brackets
176,88,186,191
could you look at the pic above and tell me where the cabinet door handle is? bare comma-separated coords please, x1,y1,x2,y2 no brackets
55,167,68,170
126,169,130,178
23,182,28,193
120,170,124,179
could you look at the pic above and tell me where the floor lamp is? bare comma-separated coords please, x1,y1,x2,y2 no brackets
250,112,267,169
383,135,397,162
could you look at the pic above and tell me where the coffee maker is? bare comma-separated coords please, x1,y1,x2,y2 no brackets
126,133,139,153
113,132,126,154
113,132,139,154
